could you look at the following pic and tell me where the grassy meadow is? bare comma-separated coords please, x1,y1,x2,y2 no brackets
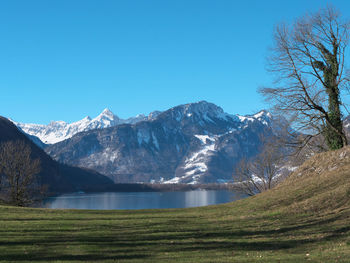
1,148,350,262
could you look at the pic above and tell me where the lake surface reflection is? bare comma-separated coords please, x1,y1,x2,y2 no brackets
43,190,241,210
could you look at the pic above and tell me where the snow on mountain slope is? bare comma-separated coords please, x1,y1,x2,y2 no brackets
46,101,278,184
165,134,217,184
237,110,272,126
13,108,161,144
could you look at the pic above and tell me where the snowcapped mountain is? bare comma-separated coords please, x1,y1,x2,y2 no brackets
45,101,281,184
13,108,161,144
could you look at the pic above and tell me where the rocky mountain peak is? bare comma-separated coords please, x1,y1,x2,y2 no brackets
175,101,223,114
253,110,272,120
165,101,236,124
148,111,162,120
93,108,119,124
100,108,114,118
82,116,92,121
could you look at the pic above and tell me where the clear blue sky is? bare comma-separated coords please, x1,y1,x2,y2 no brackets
1,0,349,124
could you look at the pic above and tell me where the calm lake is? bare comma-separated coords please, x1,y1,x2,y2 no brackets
43,190,241,210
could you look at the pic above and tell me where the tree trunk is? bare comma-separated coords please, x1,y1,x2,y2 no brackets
324,87,345,150
320,44,347,150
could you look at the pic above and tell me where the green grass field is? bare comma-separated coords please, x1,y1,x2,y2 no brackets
1,148,350,262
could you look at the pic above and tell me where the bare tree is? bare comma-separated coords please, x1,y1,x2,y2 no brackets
232,140,285,196
260,6,350,150
0,141,41,206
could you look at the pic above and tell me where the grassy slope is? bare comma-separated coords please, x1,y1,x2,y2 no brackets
1,148,350,262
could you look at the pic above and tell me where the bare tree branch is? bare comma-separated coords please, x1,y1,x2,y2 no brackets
0,141,42,206
260,5,349,151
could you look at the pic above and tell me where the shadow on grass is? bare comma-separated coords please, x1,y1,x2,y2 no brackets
0,253,150,262
0,236,321,262
0,229,319,262
1,210,349,261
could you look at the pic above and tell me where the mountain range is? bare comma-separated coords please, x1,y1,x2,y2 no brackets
12,101,286,184
13,109,161,144
9,101,350,187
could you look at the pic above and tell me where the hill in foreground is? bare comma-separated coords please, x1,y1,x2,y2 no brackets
0,116,113,194
0,147,350,262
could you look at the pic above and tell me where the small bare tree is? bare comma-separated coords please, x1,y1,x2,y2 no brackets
0,141,41,206
260,6,350,150
233,141,285,196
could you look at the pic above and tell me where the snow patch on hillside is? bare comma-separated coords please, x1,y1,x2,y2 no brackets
137,129,150,145
165,134,217,184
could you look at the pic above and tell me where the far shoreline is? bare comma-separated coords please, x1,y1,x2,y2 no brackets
46,183,234,197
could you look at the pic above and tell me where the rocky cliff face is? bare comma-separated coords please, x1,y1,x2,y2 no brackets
45,101,279,184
